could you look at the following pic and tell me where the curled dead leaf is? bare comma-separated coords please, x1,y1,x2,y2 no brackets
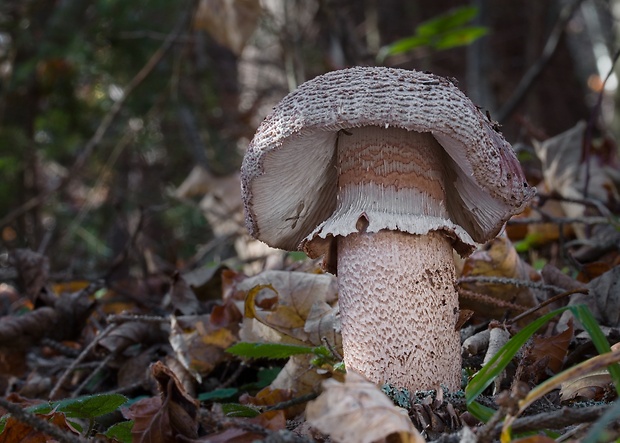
459,237,542,324
238,271,339,346
306,371,425,443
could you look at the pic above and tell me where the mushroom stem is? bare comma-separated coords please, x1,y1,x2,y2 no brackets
338,230,461,391
334,126,461,391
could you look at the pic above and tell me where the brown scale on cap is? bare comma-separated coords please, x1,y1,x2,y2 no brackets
241,67,534,392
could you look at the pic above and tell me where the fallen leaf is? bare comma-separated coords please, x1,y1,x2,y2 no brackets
519,320,573,385
459,236,541,323
151,362,200,438
98,321,168,355
170,308,240,381
306,371,425,443
0,410,81,443
558,265,620,329
528,320,573,374
123,396,170,443
533,121,620,238
0,292,93,350
238,271,339,345
559,369,612,402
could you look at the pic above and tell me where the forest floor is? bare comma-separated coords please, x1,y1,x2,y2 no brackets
1,122,620,442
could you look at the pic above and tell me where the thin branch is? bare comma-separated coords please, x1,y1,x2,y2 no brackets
491,403,610,437
497,0,583,122
264,392,319,412
458,276,567,294
507,287,588,325
0,396,88,443
107,314,170,324
49,323,116,400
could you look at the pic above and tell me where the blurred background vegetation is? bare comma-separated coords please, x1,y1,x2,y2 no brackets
0,0,618,280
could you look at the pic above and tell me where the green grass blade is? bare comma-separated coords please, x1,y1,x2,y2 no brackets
569,305,620,395
465,307,572,406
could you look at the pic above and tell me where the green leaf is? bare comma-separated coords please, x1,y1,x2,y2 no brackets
227,342,317,359
55,394,128,419
23,394,128,419
467,401,495,422
417,6,480,36
432,26,488,50
377,6,487,61
104,420,133,443
256,367,282,387
198,388,239,402
220,403,260,418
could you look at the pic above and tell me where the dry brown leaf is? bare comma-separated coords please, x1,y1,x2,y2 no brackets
238,271,338,345
240,386,292,407
152,361,200,440
98,321,168,355
533,121,619,237
199,408,285,442
304,300,342,350
519,193,574,245
559,265,620,329
559,342,620,402
559,369,612,402
519,320,574,385
527,320,573,374
306,371,425,443
459,236,541,323
194,0,262,55
269,354,337,416
0,411,81,443
169,313,239,381
123,395,170,443
0,292,93,350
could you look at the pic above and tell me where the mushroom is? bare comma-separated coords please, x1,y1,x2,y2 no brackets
241,67,534,391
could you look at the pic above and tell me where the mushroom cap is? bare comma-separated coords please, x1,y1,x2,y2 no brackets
241,67,535,253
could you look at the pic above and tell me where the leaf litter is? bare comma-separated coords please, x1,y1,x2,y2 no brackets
3,123,620,442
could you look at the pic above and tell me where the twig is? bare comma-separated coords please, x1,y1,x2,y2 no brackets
507,287,588,325
72,353,115,398
264,392,319,412
49,323,116,400
0,2,193,230
458,288,529,315
217,362,247,389
458,276,566,294
491,403,610,437
0,396,88,443
107,314,169,324
496,0,583,122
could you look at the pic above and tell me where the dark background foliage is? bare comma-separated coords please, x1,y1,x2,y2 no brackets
0,0,616,278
